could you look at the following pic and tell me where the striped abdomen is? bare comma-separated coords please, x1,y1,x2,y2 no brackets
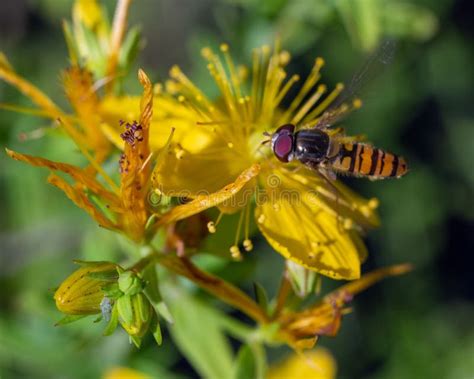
330,142,408,179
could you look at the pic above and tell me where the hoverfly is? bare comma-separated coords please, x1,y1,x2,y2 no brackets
270,41,408,180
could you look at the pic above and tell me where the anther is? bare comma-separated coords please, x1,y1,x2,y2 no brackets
343,218,354,230
243,239,253,252
170,65,181,78
207,221,216,234
230,245,242,260
368,198,379,209
353,98,363,109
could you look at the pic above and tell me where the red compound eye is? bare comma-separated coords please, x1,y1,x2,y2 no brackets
272,124,295,162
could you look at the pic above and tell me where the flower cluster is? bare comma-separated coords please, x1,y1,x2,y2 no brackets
1,0,411,362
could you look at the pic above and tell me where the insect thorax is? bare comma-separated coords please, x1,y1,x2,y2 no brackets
294,129,330,164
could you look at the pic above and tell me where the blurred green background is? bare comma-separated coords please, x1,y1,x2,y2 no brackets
0,0,473,378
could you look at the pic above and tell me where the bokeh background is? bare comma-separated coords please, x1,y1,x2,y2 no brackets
0,0,473,378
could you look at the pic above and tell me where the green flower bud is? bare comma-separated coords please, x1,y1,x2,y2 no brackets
54,262,118,315
117,293,153,340
118,270,145,296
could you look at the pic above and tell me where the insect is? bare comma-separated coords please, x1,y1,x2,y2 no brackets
270,41,408,180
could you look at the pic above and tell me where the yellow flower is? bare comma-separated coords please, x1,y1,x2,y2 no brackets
103,367,151,379
151,44,380,279
276,263,412,349
6,68,259,245
268,348,336,379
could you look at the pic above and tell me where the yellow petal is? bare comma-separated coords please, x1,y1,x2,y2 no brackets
54,261,118,315
288,167,380,229
73,0,107,31
156,164,260,226
268,348,337,379
48,174,117,230
255,168,365,280
6,148,120,208
152,135,251,196
99,95,215,152
103,367,151,379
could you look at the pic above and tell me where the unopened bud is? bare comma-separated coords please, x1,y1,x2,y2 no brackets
54,262,118,315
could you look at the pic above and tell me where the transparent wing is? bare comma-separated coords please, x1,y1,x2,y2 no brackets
313,39,397,130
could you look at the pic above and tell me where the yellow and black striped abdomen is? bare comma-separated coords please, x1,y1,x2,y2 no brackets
330,143,408,179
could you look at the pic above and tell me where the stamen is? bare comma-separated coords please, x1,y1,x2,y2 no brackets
315,275,322,295
207,222,216,234
343,218,354,230
230,245,242,260
207,211,224,233
274,74,300,109
234,208,245,248
243,239,253,252
120,120,143,146
243,203,252,252
281,57,324,122
220,43,242,100
291,83,327,125
174,144,185,159
307,83,345,122
368,198,379,209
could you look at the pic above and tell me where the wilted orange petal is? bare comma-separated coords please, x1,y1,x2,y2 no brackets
6,148,120,207
0,58,90,147
325,263,413,304
156,164,260,226
62,66,110,160
48,174,118,230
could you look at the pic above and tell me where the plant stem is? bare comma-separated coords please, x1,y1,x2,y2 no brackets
136,250,270,325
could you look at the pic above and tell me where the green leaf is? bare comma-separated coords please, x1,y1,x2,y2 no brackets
116,296,133,326
130,335,142,348
335,0,381,51
233,345,257,379
142,265,162,304
54,314,86,326
156,301,174,324
253,282,269,315
166,289,234,379
62,21,78,63
86,270,119,282
151,317,163,346
119,26,143,72
103,302,119,336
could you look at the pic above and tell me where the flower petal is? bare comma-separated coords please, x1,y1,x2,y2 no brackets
268,348,336,379
156,164,260,226
255,168,366,280
62,66,111,160
48,174,118,230
118,69,154,241
6,148,120,207
152,135,252,197
324,263,413,304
